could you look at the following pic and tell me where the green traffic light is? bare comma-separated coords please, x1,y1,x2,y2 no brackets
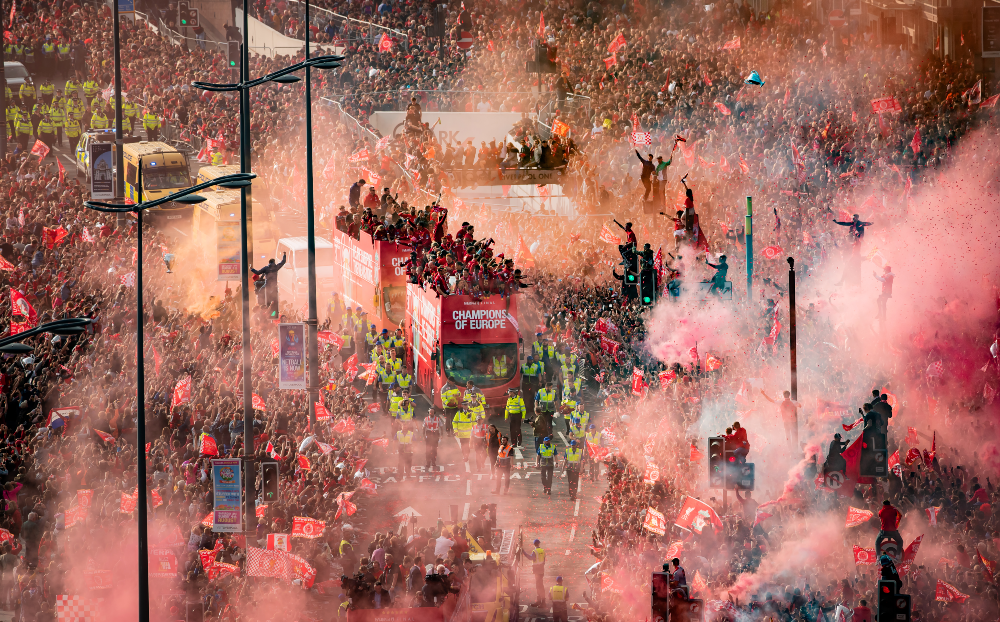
643,297,651,303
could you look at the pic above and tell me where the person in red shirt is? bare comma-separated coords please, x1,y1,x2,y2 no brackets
729,421,750,461
876,500,903,556
852,599,872,622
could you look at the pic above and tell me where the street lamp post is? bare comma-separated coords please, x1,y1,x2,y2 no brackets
0,317,95,350
787,256,797,402
304,0,320,429
85,172,256,622
192,11,341,534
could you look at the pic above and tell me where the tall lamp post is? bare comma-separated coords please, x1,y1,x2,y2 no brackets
85,172,256,622
304,0,320,430
787,256,797,401
192,16,342,542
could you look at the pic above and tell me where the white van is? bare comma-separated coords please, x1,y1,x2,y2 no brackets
273,237,336,309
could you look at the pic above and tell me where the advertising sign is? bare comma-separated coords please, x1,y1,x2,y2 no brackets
216,221,241,281
278,323,306,389
985,6,1000,58
211,459,242,533
89,142,114,200
440,294,520,344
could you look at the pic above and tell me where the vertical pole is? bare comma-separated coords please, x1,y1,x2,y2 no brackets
1,10,6,162
305,0,319,428
239,0,255,539
136,208,149,622
114,0,125,229
788,256,797,403
745,196,753,302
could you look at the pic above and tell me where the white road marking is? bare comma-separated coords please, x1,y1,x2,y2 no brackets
514,448,523,460
569,522,577,541
465,461,471,473
557,432,569,446
574,499,580,517
466,480,472,496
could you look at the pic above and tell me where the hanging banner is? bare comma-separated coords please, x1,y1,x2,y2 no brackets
89,142,114,200
216,221,241,280
278,323,307,389
211,459,242,533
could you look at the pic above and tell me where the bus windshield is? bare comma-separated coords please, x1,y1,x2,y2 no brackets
442,343,517,389
143,167,190,191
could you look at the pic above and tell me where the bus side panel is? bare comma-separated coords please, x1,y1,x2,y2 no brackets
332,229,380,329
407,284,441,406
376,240,411,328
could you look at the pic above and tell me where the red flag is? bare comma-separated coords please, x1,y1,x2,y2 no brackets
315,402,331,421
291,516,326,539
738,154,750,174
721,36,740,50
377,33,392,52
30,139,50,160
761,245,783,260
905,426,918,445
926,506,941,526
664,541,683,559
371,438,390,448
673,496,722,534
714,102,731,116
910,127,921,155
266,533,290,551
752,508,772,527
688,344,699,361
322,154,337,180
95,429,115,443
77,490,94,508
719,155,730,172
335,491,358,519
57,158,65,184
10,287,37,335
888,450,901,476
487,40,495,52
982,93,1000,108
297,455,311,470
515,235,535,269
64,504,88,528
642,507,667,535
171,375,192,410
603,53,616,69
251,393,266,411
905,447,922,465
689,443,703,462
333,417,356,435
246,547,293,581
199,433,219,456
599,336,620,355
630,367,647,396
265,441,280,460
151,344,162,375
842,418,864,431
366,402,380,414
853,545,877,565
935,580,970,603
659,370,676,387
537,12,544,37
607,32,626,54
586,440,610,461
359,478,378,494
121,492,138,513
903,534,924,562
845,506,874,528
705,354,722,371
976,548,996,583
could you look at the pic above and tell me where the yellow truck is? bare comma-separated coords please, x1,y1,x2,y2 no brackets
122,141,192,236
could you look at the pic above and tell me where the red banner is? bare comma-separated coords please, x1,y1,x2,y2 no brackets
642,507,667,535
674,496,722,534
291,516,326,539
845,506,874,528
935,579,970,603
853,545,877,565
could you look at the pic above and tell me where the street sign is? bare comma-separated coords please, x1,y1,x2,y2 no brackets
457,31,473,49
985,7,1000,58
118,0,135,13
828,10,846,27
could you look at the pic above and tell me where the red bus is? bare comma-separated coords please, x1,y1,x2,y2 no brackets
406,284,522,410
331,229,411,333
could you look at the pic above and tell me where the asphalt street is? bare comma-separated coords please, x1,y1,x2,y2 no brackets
359,400,609,622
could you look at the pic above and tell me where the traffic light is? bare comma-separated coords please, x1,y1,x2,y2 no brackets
650,572,670,622
260,460,279,503
708,437,724,488
727,462,755,491
878,580,911,622
187,8,200,27
639,269,657,305
430,4,447,38
671,598,705,622
227,41,240,68
178,1,190,26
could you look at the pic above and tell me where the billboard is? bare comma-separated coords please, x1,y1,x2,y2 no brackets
211,459,242,533
331,230,410,330
89,142,114,200
278,323,306,389
985,6,1000,58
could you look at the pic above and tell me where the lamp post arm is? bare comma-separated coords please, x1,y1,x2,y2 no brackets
84,173,257,212
0,318,94,348
191,56,343,92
